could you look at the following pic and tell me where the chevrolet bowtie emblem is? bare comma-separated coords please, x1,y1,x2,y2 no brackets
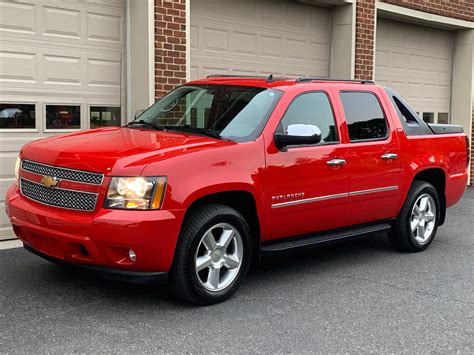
40,175,60,189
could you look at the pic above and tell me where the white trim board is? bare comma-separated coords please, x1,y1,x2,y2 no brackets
377,2,474,30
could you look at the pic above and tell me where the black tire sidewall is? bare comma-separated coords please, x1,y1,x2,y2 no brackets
402,183,440,251
175,205,252,305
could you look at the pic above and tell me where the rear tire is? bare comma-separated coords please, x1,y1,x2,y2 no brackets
389,181,440,252
171,204,252,305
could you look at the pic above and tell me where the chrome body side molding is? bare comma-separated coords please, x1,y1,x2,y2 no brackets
271,186,399,209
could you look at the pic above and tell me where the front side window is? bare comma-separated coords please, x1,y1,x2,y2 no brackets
132,85,282,142
340,92,388,141
46,105,80,129
277,92,338,144
0,103,35,129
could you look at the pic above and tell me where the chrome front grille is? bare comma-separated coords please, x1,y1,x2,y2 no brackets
20,178,98,211
21,160,103,185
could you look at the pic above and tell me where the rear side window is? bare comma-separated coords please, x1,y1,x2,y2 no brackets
384,87,432,136
340,92,388,141
277,92,338,144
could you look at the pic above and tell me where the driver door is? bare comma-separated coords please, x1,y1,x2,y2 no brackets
265,91,349,240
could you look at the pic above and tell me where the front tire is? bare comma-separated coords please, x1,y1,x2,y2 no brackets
389,181,440,252
172,204,252,305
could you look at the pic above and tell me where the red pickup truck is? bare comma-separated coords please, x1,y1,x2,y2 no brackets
5,76,469,305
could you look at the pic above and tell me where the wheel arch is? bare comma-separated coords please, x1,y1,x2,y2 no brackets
411,168,447,225
181,189,262,263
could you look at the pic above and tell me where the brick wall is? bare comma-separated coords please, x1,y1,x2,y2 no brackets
154,0,187,100
382,0,474,22
354,0,376,81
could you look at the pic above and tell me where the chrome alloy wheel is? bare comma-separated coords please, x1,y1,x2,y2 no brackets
194,223,243,292
410,193,436,245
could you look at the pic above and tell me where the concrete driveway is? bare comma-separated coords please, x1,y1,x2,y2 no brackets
1,189,473,353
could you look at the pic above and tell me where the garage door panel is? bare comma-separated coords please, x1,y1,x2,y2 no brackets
260,35,283,59
0,203,13,233
0,1,124,51
0,180,14,203
0,50,36,83
0,153,18,180
86,12,122,44
287,39,307,61
376,18,453,120
1,42,122,94
0,1,36,34
42,5,82,39
87,58,121,88
231,32,257,57
201,27,228,53
192,54,325,80
309,42,330,63
191,0,330,80
43,54,82,86
234,0,257,19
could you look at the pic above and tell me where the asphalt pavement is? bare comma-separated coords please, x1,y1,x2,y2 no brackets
1,188,473,353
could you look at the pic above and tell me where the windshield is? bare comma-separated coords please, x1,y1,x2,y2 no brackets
131,84,282,142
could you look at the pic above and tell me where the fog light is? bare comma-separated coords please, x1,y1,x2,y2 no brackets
129,249,136,262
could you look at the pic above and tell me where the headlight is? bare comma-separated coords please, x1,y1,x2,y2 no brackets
14,156,21,186
105,177,167,210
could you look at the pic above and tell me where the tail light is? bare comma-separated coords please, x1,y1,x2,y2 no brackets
466,136,471,169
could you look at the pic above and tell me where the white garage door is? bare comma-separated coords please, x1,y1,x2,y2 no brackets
375,18,454,124
190,0,331,80
0,0,126,240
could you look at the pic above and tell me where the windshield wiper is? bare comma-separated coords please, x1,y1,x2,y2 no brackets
126,120,162,130
163,126,222,140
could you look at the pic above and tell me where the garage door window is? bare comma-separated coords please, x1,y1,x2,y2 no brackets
90,106,121,128
438,113,449,124
340,92,388,141
422,112,434,124
46,105,80,130
0,103,35,129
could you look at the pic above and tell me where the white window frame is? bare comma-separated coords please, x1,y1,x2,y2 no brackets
43,103,83,133
0,101,40,133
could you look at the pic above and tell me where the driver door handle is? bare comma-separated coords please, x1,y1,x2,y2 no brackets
327,158,346,167
381,153,398,160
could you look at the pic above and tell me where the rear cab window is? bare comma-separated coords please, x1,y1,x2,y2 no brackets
339,91,389,142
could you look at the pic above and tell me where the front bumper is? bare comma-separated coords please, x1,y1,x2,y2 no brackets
24,244,168,284
5,185,185,273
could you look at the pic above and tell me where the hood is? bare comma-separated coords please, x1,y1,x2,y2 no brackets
21,127,234,176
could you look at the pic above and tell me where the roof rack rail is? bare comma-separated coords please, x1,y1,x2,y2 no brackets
206,74,279,82
206,74,267,78
296,77,374,84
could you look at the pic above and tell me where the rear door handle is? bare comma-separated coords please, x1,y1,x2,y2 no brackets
381,153,398,160
327,158,346,167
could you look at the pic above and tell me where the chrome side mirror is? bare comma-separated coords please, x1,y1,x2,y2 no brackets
134,109,146,119
274,124,322,149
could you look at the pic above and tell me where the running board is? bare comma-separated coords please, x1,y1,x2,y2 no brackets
261,222,392,255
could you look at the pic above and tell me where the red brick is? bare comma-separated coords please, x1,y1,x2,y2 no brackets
155,0,187,98
382,0,474,22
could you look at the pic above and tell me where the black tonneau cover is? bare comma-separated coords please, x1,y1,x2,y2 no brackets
428,124,464,135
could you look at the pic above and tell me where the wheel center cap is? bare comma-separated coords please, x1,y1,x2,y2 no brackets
211,250,222,262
